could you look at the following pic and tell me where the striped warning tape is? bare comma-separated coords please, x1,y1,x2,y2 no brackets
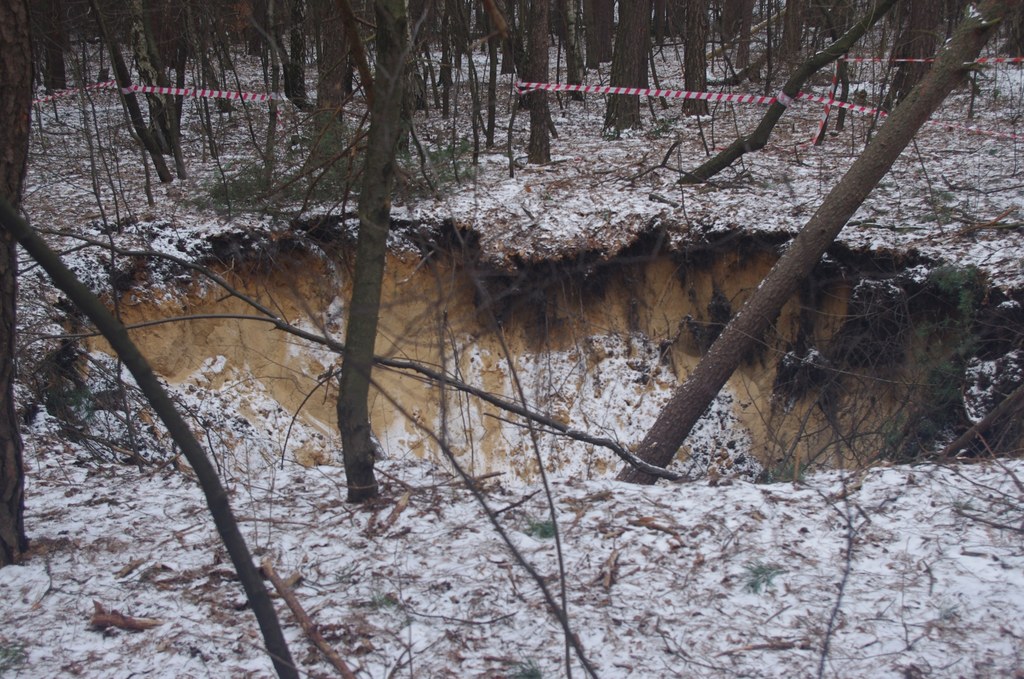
32,80,117,104
841,56,1024,64
796,91,884,117
121,84,282,102
519,80,1023,142
514,81,782,105
32,81,283,105
812,64,841,145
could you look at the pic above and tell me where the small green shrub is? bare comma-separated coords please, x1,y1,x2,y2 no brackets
0,642,26,675
743,561,786,594
525,518,556,539
509,659,542,679
369,591,400,610
926,265,985,319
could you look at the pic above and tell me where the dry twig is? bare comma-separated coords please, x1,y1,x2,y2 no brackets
90,601,162,632
261,558,358,679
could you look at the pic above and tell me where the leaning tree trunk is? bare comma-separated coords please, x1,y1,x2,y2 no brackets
682,0,897,184
89,0,173,182
338,0,409,503
0,0,32,567
604,0,652,133
128,0,187,179
619,0,1017,484
0,200,300,679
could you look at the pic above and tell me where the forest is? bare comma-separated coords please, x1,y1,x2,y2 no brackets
1,0,1023,676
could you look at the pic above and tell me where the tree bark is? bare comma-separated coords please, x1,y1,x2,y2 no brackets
722,0,755,71
778,0,806,64
315,0,350,124
128,0,187,179
604,0,651,132
338,0,409,503
0,0,31,568
90,0,174,183
681,0,897,184
527,0,551,163
334,0,376,108
583,0,613,67
0,200,299,677
620,0,1016,484
682,0,709,116
1001,1,1024,53
562,0,585,92
884,0,944,108
35,0,68,91
283,0,310,109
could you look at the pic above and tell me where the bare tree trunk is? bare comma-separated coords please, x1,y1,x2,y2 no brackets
333,0,376,108
884,0,944,108
1001,2,1024,53
722,0,755,70
605,0,651,132
0,0,31,567
620,0,1016,483
283,0,310,109
527,0,551,163
98,23,175,183
682,0,897,184
338,0,409,503
682,0,709,115
778,0,806,64
128,0,187,179
36,0,68,91
583,0,613,68
316,0,350,120
0,201,300,679
563,0,585,91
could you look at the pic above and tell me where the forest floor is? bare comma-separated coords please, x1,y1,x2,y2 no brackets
6,44,1024,677
2,425,1023,678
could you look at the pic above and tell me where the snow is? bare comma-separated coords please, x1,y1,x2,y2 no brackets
9,38,1024,679
4,431,1023,677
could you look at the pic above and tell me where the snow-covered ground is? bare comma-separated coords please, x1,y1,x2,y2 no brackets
8,36,1024,679
2,424,1022,677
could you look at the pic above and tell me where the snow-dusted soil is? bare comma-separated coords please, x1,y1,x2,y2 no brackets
21,51,1024,290
9,38,1024,679
2,431,1022,678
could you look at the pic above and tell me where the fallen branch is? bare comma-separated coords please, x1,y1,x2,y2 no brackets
379,491,411,532
717,638,809,656
956,207,1018,237
90,601,162,632
939,381,1024,459
627,516,684,547
261,559,358,679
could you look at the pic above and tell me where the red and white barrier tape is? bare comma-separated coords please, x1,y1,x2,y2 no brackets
841,56,1024,64
32,80,283,106
122,84,282,102
515,81,782,106
812,63,841,145
32,80,117,105
520,80,1022,142
796,91,885,117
